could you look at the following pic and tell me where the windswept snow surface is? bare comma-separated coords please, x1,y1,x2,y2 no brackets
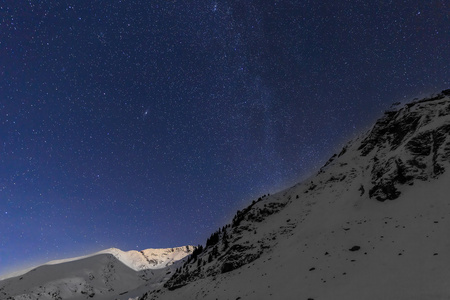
147,172,450,300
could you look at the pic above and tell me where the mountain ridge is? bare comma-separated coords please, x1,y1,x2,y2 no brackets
0,246,195,281
139,89,450,300
0,246,194,300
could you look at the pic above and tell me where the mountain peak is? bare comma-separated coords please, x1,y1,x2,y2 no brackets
353,89,450,201
0,246,194,281
0,245,194,300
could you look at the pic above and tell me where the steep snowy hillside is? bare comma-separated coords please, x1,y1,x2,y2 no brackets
0,246,194,300
140,90,450,300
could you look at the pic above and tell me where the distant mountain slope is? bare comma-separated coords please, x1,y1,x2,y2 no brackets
0,246,193,300
140,89,450,300
97,247,195,271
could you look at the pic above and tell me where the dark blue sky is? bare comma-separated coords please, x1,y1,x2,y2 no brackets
1,0,448,276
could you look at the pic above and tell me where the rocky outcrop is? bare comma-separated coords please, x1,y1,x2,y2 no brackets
362,90,450,201
159,195,291,293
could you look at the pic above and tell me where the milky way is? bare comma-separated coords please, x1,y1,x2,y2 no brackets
0,0,448,276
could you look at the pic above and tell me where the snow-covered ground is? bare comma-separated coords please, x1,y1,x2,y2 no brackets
141,90,450,300
146,170,450,300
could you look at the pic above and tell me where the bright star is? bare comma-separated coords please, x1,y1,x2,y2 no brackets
143,108,150,121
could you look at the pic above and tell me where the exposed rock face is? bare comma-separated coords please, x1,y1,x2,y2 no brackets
306,90,450,203
355,90,450,201
161,195,290,291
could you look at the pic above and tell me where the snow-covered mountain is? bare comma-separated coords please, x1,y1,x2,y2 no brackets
3,90,450,300
138,90,450,300
96,247,195,271
0,246,194,300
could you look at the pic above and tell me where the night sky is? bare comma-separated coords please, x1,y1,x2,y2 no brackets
1,0,448,276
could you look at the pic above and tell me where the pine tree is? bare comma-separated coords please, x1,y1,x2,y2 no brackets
222,228,229,250
212,245,219,258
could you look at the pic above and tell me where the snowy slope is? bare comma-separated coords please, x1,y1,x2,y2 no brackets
139,90,450,300
0,246,194,281
0,246,194,300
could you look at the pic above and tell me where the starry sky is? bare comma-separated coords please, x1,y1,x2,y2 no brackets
1,0,448,276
